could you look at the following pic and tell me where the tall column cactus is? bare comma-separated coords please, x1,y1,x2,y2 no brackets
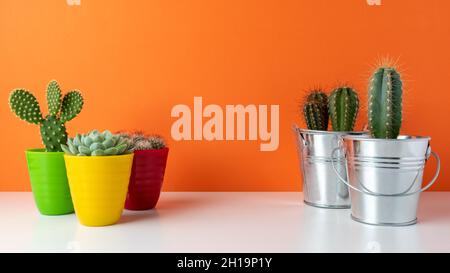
368,67,403,139
303,90,329,131
328,87,359,131
9,80,84,152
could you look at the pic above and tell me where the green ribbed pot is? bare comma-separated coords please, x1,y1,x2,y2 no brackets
25,149,74,215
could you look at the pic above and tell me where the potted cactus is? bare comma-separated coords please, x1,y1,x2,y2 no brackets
118,132,169,211
61,130,133,226
295,87,365,208
332,65,441,226
8,80,83,215
303,90,329,131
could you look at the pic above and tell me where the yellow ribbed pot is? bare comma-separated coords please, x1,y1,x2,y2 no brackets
64,154,134,227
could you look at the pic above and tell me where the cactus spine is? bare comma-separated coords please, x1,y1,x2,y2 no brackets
368,67,403,139
303,90,329,131
328,87,359,131
9,80,84,152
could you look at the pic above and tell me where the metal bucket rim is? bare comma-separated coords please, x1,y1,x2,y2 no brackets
297,128,368,136
342,135,431,143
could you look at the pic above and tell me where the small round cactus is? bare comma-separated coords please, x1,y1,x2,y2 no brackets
8,80,84,152
303,90,329,131
61,130,131,156
118,131,166,151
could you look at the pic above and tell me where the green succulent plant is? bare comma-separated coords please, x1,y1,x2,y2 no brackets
118,131,166,151
8,80,84,152
61,130,131,156
368,66,403,139
328,87,359,131
303,90,329,131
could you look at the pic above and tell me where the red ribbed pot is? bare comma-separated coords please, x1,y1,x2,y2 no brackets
125,148,169,210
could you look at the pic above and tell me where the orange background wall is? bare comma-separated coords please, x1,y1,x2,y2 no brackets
0,0,448,191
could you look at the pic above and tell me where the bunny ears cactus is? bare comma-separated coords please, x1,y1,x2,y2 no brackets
61,130,131,156
8,80,84,152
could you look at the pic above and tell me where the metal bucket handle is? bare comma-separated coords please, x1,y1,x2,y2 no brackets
331,147,441,197
293,125,308,148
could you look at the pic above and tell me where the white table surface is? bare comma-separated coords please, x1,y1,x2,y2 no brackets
0,192,449,253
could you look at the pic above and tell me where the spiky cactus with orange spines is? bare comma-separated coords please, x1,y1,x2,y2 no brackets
303,90,329,131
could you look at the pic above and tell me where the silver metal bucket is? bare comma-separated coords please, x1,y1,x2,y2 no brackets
294,126,367,209
331,135,441,226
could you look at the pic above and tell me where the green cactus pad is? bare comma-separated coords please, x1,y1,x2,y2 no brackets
60,91,84,123
39,116,68,152
9,89,44,125
329,87,359,131
368,67,403,139
303,90,329,131
46,80,62,116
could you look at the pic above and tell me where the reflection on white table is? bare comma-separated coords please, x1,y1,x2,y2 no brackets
0,192,449,252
